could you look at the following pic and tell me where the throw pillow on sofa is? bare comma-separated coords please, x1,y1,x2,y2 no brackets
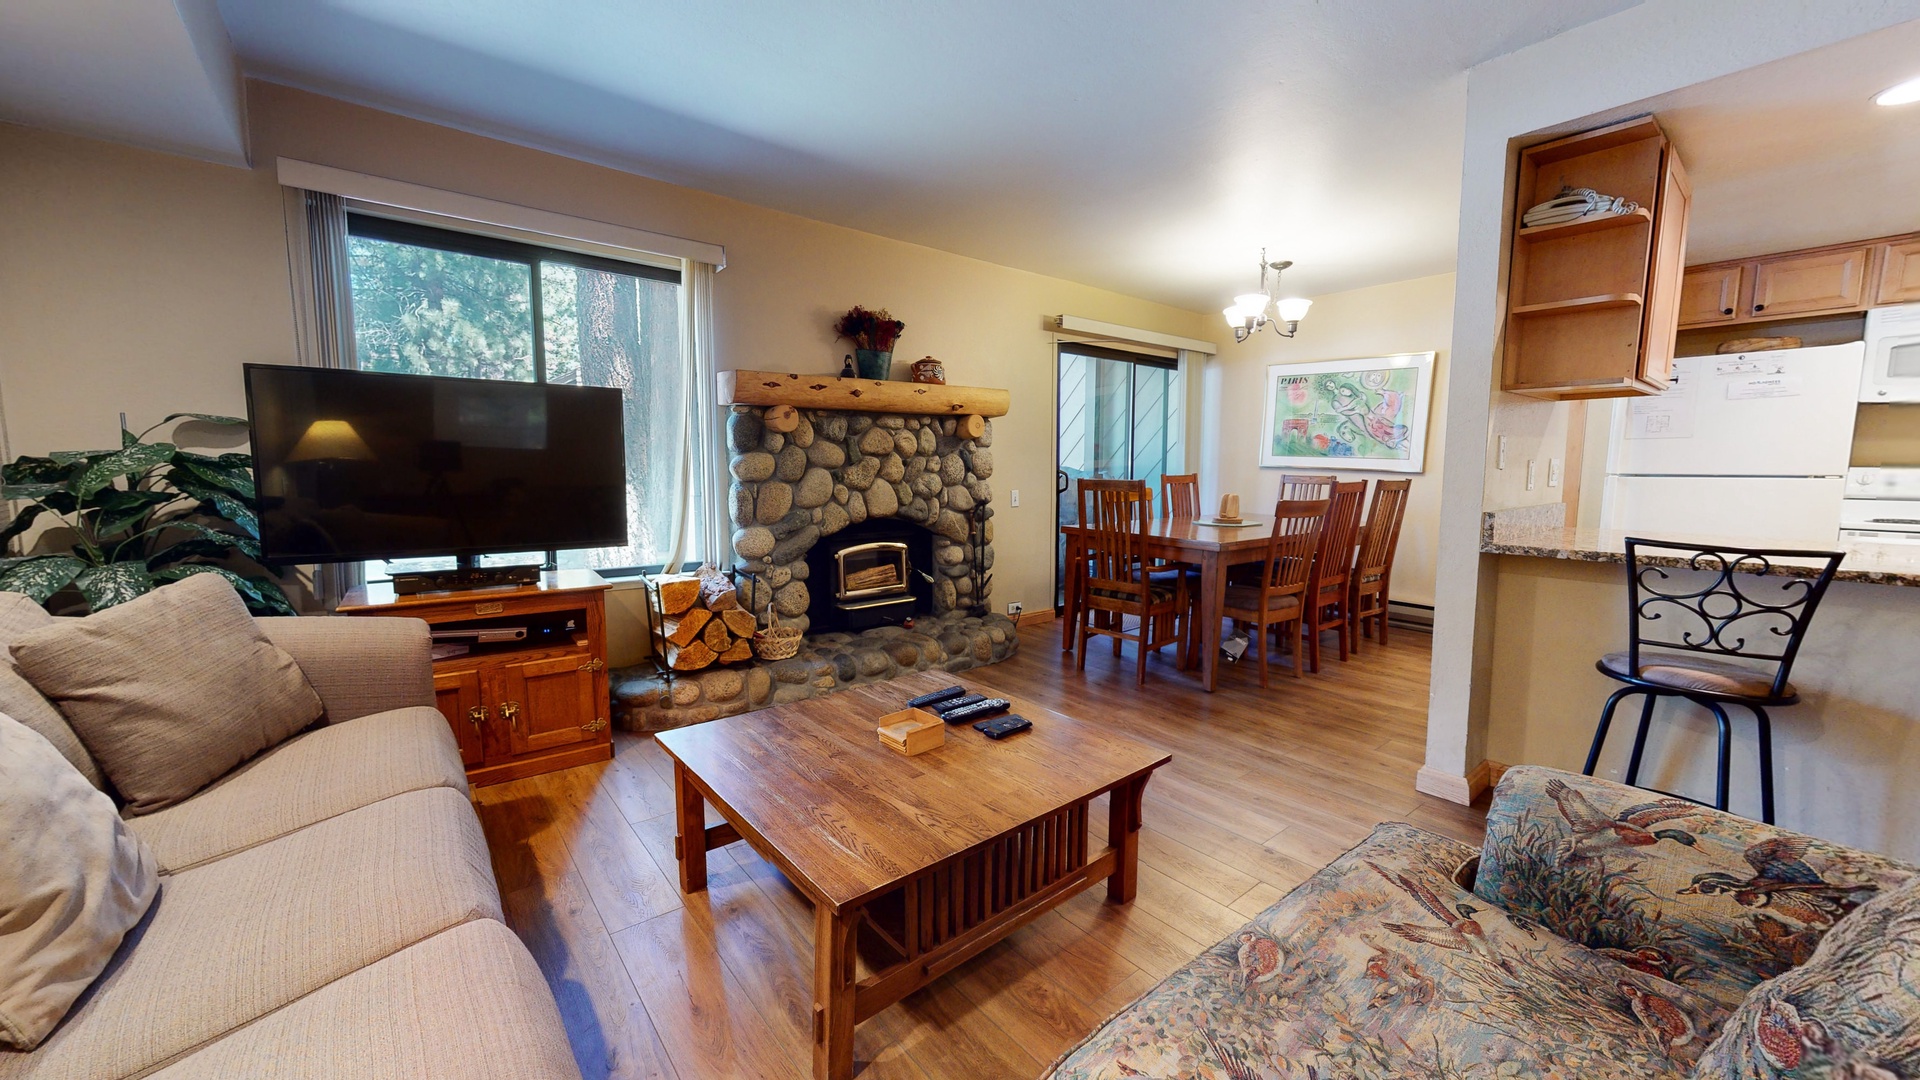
1692,874,1920,1077
0,712,159,1049
0,591,108,791
10,573,324,815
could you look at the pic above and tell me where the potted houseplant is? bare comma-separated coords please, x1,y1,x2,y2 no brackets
0,413,296,615
834,305,906,379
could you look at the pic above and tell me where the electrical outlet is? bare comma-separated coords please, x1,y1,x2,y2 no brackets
1547,458,1563,488
1497,435,1508,470
1525,459,1537,491
1007,601,1024,618
1009,489,1020,507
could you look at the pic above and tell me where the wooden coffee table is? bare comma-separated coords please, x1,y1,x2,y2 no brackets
654,670,1171,1080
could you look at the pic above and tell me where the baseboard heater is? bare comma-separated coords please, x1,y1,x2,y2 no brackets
1387,602,1434,632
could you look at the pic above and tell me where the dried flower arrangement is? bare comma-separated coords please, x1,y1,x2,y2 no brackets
833,306,906,352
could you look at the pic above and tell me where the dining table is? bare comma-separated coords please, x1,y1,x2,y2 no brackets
1059,514,1276,692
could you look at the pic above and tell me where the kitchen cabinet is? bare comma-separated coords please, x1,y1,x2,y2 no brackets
1678,265,1744,325
341,570,613,786
1749,247,1870,319
1501,116,1690,399
1678,232,1920,329
1877,238,1920,306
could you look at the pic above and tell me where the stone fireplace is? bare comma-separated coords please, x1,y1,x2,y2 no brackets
609,375,1019,733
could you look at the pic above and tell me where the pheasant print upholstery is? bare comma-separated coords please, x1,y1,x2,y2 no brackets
1476,767,1915,1010
1044,822,1729,1079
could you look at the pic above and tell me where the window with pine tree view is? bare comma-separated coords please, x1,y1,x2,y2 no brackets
345,214,688,576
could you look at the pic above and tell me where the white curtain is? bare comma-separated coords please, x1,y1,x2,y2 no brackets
281,188,362,609
662,259,726,572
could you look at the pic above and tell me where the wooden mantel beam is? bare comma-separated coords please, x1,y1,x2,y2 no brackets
718,370,1010,418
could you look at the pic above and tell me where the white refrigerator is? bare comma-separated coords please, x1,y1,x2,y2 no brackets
1601,343,1865,547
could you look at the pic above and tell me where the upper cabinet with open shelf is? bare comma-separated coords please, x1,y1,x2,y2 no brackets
1501,117,1691,400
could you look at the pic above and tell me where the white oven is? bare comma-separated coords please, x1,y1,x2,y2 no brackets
1859,302,1920,402
1841,467,1920,547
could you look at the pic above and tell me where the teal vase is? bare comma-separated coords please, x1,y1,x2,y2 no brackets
855,349,893,380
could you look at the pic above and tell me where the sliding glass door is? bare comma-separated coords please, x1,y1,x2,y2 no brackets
1055,343,1184,608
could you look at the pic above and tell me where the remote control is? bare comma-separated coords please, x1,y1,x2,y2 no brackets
929,693,986,715
975,715,1032,739
941,698,1010,725
906,685,968,709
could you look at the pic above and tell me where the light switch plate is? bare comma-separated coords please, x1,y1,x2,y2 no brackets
1525,459,1537,491
1009,489,1021,507
1547,458,1562,488
1497,435,1508,470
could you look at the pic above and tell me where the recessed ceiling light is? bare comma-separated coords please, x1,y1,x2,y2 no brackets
1876,75,1920,106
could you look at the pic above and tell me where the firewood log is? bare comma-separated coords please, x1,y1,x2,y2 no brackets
702,618,732,653
958,414,987,440
720,609,758,638
718,639,755,663
698,576,738,612
654,573,702,615
666,641,715,670
662,608,711,648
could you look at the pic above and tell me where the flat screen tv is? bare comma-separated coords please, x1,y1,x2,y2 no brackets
244,364,627,566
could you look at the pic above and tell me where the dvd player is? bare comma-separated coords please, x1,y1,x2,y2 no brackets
431,627,528,645
392,564,541,595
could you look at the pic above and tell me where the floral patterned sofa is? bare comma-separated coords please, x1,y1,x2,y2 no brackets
1045,766,1919,1079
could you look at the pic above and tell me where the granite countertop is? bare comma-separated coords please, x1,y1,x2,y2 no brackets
1481,513,1920,588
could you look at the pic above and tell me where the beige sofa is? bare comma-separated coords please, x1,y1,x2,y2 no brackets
0,616,583,1080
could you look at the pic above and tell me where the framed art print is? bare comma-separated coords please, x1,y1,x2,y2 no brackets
1259,352,1436,473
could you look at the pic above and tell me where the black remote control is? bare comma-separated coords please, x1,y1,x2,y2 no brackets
941,698,1010,725
975,715,1032,739
929,693,986,715
906,685,968,709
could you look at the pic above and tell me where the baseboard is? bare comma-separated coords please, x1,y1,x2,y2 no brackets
1415,760,1495,806
1486,760,1510,789
1017,608,1057,627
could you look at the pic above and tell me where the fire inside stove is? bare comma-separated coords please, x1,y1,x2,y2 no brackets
836,541,911,604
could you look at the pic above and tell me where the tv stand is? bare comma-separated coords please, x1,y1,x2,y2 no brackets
392,559,543,596
338,569,613,786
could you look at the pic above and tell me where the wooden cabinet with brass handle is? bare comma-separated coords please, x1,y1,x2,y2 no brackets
343,569,614,786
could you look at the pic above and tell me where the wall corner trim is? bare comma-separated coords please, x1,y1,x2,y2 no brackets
274,158,726,268
1415,760,1495,806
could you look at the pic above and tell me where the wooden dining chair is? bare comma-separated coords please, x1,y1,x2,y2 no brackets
1160,473,1200,518
1300,480,1366,672
1348,479,1412,651
1221,498,1328,687
1076,479,1188,686
1280,472,1336,502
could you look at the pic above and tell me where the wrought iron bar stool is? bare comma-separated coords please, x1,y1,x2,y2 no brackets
1582,538,1844,824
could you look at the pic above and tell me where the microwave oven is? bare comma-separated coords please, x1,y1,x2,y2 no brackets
1860,302,1920,402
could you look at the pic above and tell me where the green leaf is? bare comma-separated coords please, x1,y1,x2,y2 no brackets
88,489,179,538
176,451,253,469
0,555,86,603
0,503,49,547
152,565,294,616
164,469,258,538
161,413,247,427
150,521,261,561
2,482,69,500
50,449,119,465
3,456,83,485
72,443,177,499
74,562,153,611
173,458,255,501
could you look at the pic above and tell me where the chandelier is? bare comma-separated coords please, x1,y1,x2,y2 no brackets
1223,250,1311,342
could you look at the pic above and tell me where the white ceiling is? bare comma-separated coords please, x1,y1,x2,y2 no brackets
0,0,246,165
1625,18,1920,264
198,0,1642,311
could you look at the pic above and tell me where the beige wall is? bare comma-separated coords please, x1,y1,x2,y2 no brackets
1201,273,1453,607
1,83,1214,663
1488,555,1920,860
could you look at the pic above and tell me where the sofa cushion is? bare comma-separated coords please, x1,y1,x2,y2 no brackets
1475,767,1915,1010
1,786,499,1080
10,574,325,815
0,715,158,1050
1046,823,1730,1080
0,594,105,792
1693,875,1920,1078
146,920,580,1080
127,707,467,873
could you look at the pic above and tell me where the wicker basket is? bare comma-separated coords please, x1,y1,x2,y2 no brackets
753,626,803,661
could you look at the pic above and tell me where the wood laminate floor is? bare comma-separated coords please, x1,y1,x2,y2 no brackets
473,621,1486,1080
